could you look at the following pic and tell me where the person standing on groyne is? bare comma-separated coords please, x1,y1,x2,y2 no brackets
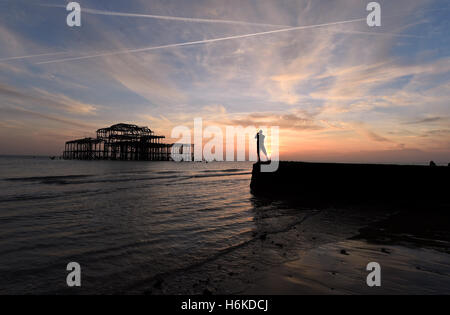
255,130,269,162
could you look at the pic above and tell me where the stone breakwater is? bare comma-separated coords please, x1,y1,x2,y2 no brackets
250,161,450,207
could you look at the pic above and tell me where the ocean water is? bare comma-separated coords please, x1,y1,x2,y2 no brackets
0,157,261,294
1,156,449,295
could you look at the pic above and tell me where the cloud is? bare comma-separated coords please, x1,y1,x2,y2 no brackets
42,4,289,28
227,111,325,131
101,54,186,106
363,130,392,143
35,16,366,65
311,57,450,113
0,51,66,62
0,83,98,115
0,0,449,158
0,106,95,129
404,116,445,125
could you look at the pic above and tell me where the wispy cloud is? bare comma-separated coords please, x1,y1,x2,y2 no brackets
229,112,325,131
0,83,98,115
0,51,66,62
404,116,445,125
0,0,449,159
0,106,95,129
363,129,392,143
36,17,367,65
42,4,290,28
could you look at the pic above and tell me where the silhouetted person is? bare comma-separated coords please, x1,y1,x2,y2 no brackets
430,161,437,167
255,130,269,162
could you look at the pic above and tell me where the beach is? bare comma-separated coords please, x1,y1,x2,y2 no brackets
0,156,449,295
141,206,450,295
246,211,450,295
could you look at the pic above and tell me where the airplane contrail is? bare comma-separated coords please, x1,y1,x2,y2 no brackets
42,4,289,28
325,29,424,38
37,17,368,65
0,51,66,62
2,7,419,65
44,5,423,38
82,7,291,28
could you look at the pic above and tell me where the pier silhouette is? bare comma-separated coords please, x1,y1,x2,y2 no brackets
64,123,186,161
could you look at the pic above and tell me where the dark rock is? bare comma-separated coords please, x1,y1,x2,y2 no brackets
430,161,437,167
340,249,349,256
259,233,267,241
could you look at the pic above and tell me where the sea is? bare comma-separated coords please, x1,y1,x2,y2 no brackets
0,156,449,295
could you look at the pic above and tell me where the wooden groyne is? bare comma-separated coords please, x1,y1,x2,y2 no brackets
251,161,449,206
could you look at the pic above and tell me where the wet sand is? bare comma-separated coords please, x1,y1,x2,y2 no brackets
141,206,450,295
246,210,450,295
246,240,450,295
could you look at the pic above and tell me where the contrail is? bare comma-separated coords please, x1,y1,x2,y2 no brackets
325,29,424,38
37,17,368,65
82,7,290,28
42,4,289,28
44,5,423,38
0,51,66,62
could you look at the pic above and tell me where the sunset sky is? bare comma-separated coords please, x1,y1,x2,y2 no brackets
0,0,449,163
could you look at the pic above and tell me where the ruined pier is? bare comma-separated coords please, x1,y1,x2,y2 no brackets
63,123,183,161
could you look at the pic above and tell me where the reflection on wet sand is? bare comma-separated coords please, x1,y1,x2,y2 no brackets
246,208,450,295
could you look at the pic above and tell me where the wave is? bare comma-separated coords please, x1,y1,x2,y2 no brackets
4,174,94,185
2,171,251,187
200,169,248,173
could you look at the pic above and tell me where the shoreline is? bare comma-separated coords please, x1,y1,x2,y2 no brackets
245,210,450,295
140,207,450,295
245,239,450,295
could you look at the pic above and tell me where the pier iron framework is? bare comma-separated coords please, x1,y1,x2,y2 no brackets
63,123,181,161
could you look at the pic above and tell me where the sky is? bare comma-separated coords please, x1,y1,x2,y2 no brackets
0,0,449,163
